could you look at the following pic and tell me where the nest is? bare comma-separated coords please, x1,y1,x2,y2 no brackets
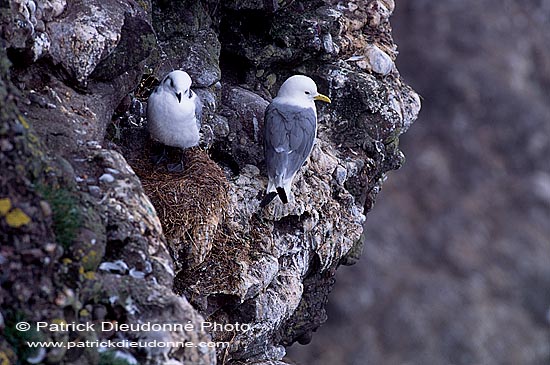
132,147,229,271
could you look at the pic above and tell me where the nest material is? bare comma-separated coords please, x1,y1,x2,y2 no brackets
134,147,229,271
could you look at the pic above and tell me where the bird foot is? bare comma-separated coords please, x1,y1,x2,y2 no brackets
167,162,184,173
260,191,278,208
150,145,168,165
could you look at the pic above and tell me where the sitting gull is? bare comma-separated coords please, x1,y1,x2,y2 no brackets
147,70,202,171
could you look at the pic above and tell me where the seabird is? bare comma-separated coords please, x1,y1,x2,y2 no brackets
147,70,202,171
260,75,331,207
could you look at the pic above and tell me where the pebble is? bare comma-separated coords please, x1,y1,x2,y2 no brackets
105,168,120,175
0,139,14,152
99,173,115,184
99,260,129,274
40,200,52,216
365,45,394,75
129,268,145,279
334,166,348,185
88,185,101,198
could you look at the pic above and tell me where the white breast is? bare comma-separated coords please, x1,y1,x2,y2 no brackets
147,90,199,149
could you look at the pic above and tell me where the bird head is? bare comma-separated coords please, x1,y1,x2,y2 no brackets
277,75,331,105
162,70,193,103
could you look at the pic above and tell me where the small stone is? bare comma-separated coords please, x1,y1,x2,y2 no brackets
356,60,368,70
86,141,101,149
129,268,145,279
348,2,359,12
265,73,277,88
35,19,45,32
334,166,348,185
322,33,335,54
51,0,66,17
379,0,395,14
99,173,115,184
99,260,129,274
105,168,120,175
44,243,57,253
93,305,107,320
365,45,394,75
40,200,52,216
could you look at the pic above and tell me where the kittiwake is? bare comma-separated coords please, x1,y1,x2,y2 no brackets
147,70,202,171
260,75,331,207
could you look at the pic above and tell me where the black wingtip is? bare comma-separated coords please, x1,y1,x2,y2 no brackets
276,187,288,204
260,191,278,208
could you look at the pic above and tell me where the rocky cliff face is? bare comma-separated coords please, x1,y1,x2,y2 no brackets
0,1,419,364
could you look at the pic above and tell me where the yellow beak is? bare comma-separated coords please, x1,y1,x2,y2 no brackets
314,93,331,103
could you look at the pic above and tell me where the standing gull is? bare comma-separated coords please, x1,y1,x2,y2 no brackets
260,75,331,207
147,70,202,171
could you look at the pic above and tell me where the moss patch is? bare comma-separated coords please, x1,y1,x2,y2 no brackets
37,185,81,248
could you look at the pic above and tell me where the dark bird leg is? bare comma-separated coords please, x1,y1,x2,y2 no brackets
260,191,278,208
151,144,168,165
166,151,185,173
276,187,288,204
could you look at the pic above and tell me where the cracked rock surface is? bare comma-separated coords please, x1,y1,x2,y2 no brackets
0,0,419,364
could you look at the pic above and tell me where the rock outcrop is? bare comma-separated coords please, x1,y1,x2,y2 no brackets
0,1,419,364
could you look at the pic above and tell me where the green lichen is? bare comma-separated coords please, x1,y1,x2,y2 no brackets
0,198,11,215
5,208,31,228
81,249,101,271
17,114,29,129
37,185,81,248
135,0,150,12
0,350,14,365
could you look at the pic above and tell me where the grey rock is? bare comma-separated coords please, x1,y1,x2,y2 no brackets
98,173,115,184
365,44,394,75
46,0,151,83
87,185,101,197
220,86,270,167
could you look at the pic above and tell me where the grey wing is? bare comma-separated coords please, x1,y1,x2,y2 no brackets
264,103,317,184
192,90,203,129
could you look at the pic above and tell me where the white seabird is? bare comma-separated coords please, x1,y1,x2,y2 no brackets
147,70,202,170
260,75,331,207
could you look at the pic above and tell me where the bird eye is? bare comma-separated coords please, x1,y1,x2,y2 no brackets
188,90,192,99
305,91,311,95
169,79,174,88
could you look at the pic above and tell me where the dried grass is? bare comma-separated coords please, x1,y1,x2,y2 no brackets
132,146,229,269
